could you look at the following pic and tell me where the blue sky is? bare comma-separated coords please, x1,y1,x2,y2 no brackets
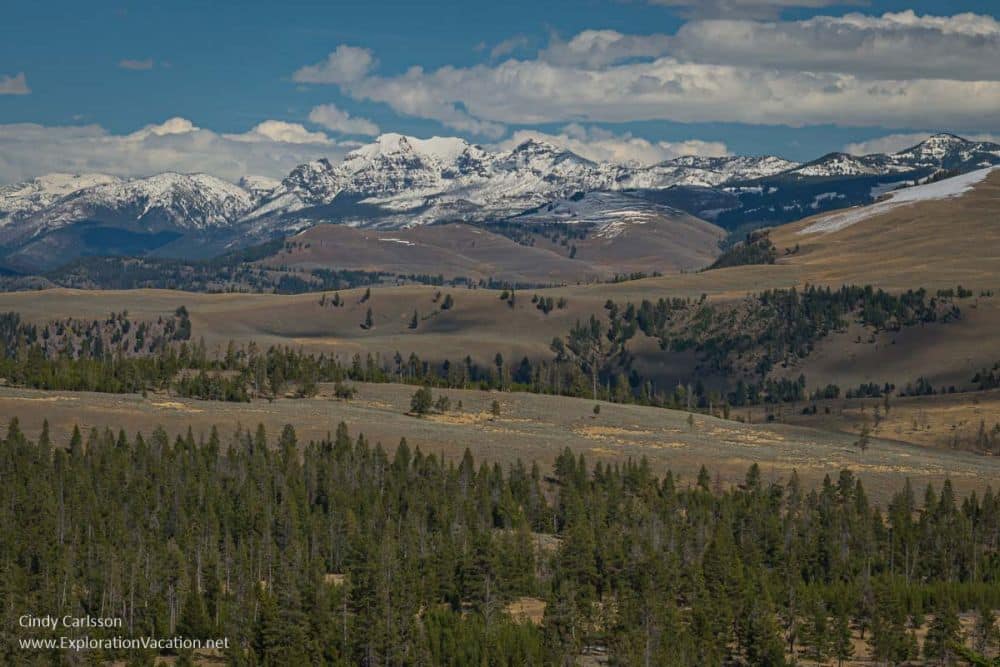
1,0,998,181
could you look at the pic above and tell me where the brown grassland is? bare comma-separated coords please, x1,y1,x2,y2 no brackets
1,172,999,501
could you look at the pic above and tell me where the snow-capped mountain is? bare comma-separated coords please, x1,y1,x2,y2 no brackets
244,131,998,234
246,134,612,227
789,134,1000,178
0,131,997,273
238,175,282,198
0,172,256,247
686,133,1000,229
245,134,797,230
0,173,122,224
890,133,1000,170
789,153,907,177
662,155,800,184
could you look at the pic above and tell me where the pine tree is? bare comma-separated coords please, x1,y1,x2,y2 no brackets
177,578,212,639
972,603,998,656
925,597,962,664
68,424,82,456
800,591,831,661
832,609,855,666
871,581,915,664
855,419,871,456
410,386,433,415
738,578,787,666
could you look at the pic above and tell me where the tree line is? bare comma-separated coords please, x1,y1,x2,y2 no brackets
1,418,999,664
0,284,982,416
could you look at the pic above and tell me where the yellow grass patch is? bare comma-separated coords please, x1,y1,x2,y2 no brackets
150,401,204,413
1,395,79,402
576,425,654,438
506,597,546,625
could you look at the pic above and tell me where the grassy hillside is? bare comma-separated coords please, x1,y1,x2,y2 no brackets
0,171,998,457
4,382,998,503
262,211,724,284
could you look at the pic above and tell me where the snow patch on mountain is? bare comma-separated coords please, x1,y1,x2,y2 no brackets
800,166,996,235
3,130,999,260
0,173,121,224
245,134,803,230
513,191,681,239
0,172,258,246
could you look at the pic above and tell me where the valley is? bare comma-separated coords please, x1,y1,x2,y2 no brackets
1,133,999,667
2,168,999,467
8,5,1000,664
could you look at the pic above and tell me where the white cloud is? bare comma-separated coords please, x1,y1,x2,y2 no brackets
307,104,380,136
344,68,507,138
651,0,863,20
0,72,30,95
119,58,154,71
293,45,377,84
489,35,530,60
296,12,1000,137
671,11,1000,81
844,132,1000,155
539,30,672,68
0,118,350,184
495,124,729,165
334,54,1000,132
127,117,200,140
228,119,332,144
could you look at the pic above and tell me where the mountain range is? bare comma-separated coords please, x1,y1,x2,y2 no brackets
1,132,997,272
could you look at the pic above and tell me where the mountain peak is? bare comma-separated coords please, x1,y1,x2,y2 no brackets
894,132,971,156
344,133,477,167
511,137,566,154
926,132,968,142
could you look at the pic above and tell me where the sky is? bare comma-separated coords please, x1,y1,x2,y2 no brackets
1,0,999,182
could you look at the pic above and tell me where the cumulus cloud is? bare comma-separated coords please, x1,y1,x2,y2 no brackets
671,11,1000,81
228,119,332,144
343,68,507,138
293,12,1000,137
0,117,349,184
651,0,863,20
119,58,154,70
844,132,1000,155
495,124,729,165
293,45,377,84
539,30,672,68
0,72,30,95
127,117,200,140
326,54,1000,131
307,104,380,136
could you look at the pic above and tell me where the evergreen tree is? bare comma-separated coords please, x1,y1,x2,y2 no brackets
410,386,433,415
925,597,962,664
832,609,855,666
972,603,999,657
